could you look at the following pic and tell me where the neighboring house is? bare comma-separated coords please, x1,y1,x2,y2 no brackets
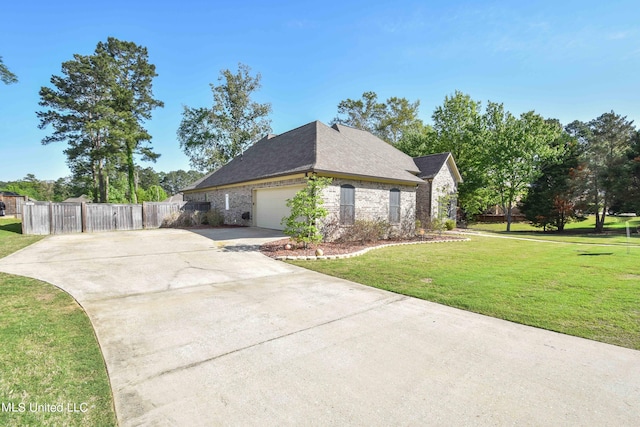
0,191,28,217
182,120,461,239
163,192,185,203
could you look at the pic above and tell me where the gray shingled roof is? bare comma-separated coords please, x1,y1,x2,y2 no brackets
187,121,423,191
413,152,463,182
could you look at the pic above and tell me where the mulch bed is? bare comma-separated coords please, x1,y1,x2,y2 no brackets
260,234,462,258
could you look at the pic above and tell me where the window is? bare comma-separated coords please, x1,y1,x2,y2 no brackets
340,184,355,225
389,189,401,223
437,192,457,221
448,195,457,220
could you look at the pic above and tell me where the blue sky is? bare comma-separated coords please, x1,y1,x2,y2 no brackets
1,0,638,181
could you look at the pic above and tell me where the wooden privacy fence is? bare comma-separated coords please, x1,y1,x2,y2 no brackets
474,214,527,223
21,201,210,235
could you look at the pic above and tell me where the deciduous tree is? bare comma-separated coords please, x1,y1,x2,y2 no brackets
332,91,422,144
520,128,582,231
332,91,386,135
483,104,562,231
282,176,332,248
178,63,272,172
398,91,492,217
159,169,205,195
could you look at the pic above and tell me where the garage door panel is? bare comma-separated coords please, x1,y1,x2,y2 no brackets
255,186,304,230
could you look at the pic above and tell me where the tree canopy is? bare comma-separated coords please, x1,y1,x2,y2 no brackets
0,167,203,203
397,90,491,216
178,63,272,172
37,37,163,203
332,91,422,144
567,112,636,232
0,56,18,85
483,104,562,231
519,125,581,231
397,92,564,230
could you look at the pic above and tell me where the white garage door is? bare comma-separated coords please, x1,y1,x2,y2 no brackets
255,186,305,230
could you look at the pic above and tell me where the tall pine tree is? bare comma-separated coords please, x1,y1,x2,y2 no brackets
38,38,163,202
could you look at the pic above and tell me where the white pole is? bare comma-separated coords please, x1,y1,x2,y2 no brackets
627,221,631,254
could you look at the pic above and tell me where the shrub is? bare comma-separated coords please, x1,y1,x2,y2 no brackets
206,209,225,227
282,177,332,248
445,219,456,230
161,210,209,228
428,217,444,232
339,219,390,244
319,217,341,242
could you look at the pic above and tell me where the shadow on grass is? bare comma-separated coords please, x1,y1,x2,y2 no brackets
0,221,23,234
484,228,637,239
577,252,614,256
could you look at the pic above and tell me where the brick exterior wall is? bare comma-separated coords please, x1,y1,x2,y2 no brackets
321,178,417,241
184,175,418,240
183,177,308,226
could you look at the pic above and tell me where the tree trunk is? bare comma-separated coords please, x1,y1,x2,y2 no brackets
106,174,110,202
98,162,107,203
91,162,99,203
127,142,137,204
595,209,606,233
506,204,512,232
593,178,604,233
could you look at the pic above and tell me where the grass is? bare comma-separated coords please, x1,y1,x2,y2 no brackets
290,233,640,350
468,215,640,245
0,218,117,426
0,219,43,258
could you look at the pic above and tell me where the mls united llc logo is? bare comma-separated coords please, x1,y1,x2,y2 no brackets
1,401,88,414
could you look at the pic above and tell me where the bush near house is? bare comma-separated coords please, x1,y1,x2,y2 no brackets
282,177,332,248
160,208,225,228
337,219,391,244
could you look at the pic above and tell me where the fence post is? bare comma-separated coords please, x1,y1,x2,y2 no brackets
48,202,53,235
81,202,87,233
21,201,26,234
142,202,146,229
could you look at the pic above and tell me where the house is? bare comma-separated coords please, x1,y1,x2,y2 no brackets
163,192,184,203
182,121,461,239
0,191,28,217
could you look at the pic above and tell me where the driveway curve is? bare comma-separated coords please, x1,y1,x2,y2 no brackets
1,227,639,426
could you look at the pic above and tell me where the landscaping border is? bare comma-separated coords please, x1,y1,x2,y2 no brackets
275,237,470,261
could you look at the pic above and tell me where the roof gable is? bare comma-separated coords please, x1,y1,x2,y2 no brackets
413,152,463,183
327,124,421,176
189,121,318,189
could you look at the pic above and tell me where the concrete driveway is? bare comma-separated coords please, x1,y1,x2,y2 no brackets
1,228,639,426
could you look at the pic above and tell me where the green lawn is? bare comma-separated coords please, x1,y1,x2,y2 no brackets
468,215,640,245
0,218,117,426
290,233,640,350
